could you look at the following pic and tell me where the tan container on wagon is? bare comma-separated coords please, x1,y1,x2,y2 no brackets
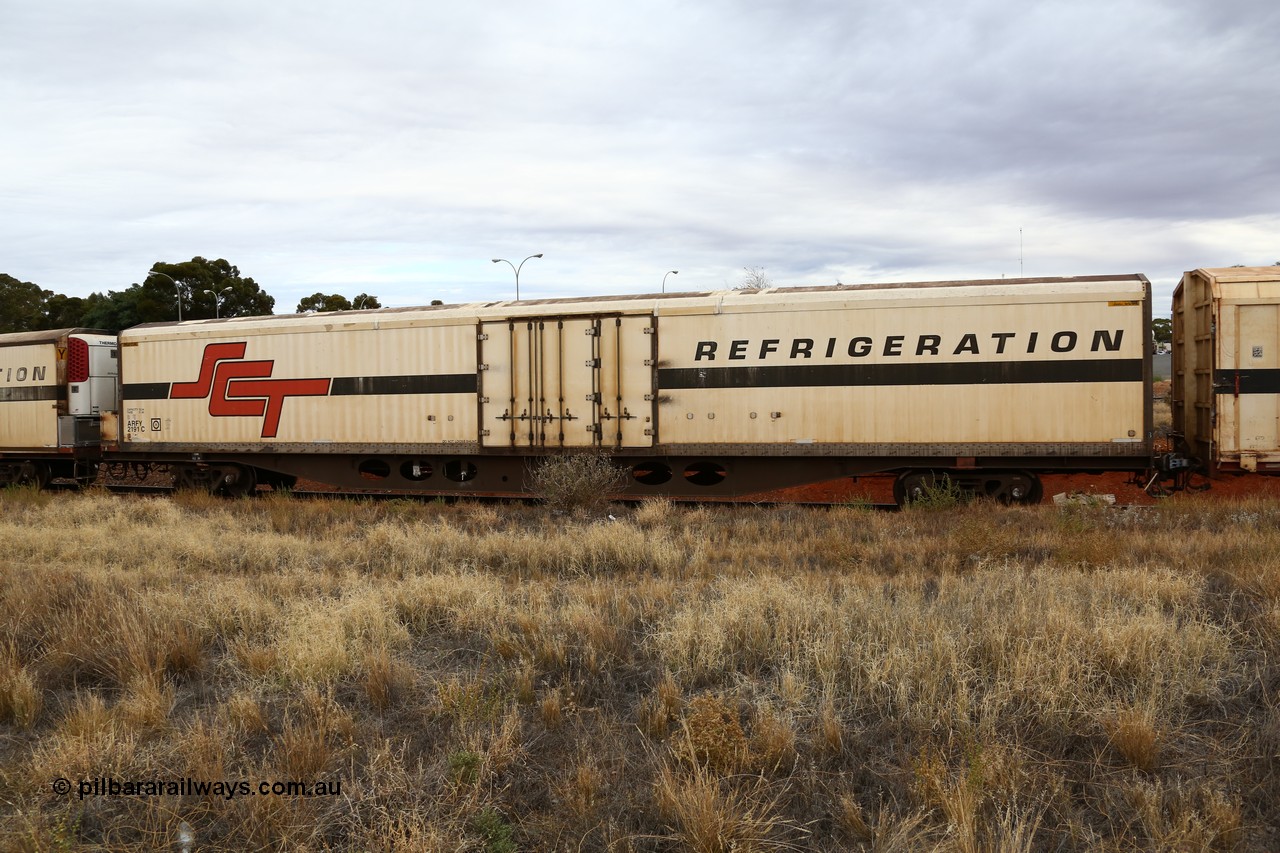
119,276,1149,459
0,328,117,453
1172,266,1280,473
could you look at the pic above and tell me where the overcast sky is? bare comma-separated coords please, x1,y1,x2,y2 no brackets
3,0,1277,316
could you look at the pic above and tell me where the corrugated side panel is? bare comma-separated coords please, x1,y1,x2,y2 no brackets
655,285,1148,447
120,322,479,447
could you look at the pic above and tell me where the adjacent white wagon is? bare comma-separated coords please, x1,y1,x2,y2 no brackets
0,328,116,486
1173,266,1280,474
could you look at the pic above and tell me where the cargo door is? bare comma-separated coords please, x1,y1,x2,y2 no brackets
595,315,656,447
1227,304,1280,452
479,315,655,448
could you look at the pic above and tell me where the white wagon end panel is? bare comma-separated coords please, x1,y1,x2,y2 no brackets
1173,267,1280,473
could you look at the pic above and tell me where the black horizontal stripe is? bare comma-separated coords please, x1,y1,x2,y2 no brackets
1214,369,1280,395
659,358,1144,390
123,374,479,401
0,384,60,403
122,382,172,400
330,373,477,396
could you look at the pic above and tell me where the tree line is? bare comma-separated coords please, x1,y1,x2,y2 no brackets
0,257,385,335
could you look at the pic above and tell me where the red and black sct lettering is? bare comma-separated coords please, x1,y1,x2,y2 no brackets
170,343,330,437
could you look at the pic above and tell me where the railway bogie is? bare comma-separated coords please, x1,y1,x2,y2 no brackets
892,469,1044,506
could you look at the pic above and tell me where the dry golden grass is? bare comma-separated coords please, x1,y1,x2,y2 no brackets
0,488,1276,850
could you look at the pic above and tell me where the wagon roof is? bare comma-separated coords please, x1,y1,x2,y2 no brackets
1193,266,1280,282
0,328,110,348
122,274,1149,336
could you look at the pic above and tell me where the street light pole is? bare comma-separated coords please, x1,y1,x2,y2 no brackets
149,269,183,322
491,254,543,301
203,286,232,319
662,270,679,293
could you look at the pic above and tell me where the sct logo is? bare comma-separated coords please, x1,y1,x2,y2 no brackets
170,343,330,438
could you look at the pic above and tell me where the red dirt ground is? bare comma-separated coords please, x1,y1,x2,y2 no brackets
286,468,1280,507
761,469,1280,506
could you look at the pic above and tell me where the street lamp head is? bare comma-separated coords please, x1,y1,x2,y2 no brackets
201,286,233,318
150,269,184,321
492,255,542,301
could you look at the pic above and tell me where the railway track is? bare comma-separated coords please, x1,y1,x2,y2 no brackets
35,462,1222,512
44,479,1186,512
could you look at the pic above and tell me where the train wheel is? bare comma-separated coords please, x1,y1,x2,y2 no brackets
894,470,1042,507
173,465,202,491
213,465,257,498
893,470,952,507
987,472,1043,505
892,471,919,506
13,462,51,490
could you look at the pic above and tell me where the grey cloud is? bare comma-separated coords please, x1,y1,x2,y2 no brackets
0,0,1275,304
